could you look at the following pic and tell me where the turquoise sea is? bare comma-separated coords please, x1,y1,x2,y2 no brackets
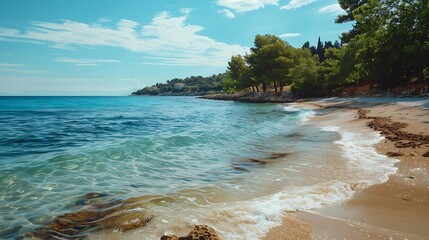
0,96,399,239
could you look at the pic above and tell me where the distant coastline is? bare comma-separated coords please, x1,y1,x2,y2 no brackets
130,80,429,104
130,74,225,97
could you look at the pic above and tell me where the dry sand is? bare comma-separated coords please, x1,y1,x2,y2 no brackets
264,99,429,240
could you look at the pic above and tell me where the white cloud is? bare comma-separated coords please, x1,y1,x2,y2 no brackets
216,0,278,12
218,9,236,19
281,0,318,10
318,3,345,15
0,68,47,74
141,55,230,66
0,36,44,44
0,63,46,74
279,33,302,38
0,63,24,68
0,12,246,67
49,43,77,51
55,57,121,66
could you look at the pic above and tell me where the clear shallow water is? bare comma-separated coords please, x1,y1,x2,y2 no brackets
0,96,397,239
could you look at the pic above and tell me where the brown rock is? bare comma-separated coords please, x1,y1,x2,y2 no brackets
82,192,108,199
248,158,268,164
363,113,429,151
231,165,248,171
357,109,370,118
161,235,179,240
179,225,221,240
269,153,289,159
26,194,154,239
422,150,429,157
99,212,154,232
386,152,405,157
161,225,221,240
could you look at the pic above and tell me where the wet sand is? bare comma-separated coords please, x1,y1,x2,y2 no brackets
265,99,429,240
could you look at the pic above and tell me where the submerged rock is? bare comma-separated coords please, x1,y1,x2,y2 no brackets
268,153,289,159
0,225,22,239
99,212,154,232
231,165,249,171
25,195,153,239
73,192,109,207
82,192,108,199
248,158,269,165
161,225,221,240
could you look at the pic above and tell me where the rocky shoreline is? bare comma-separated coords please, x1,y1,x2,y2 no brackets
200,81,429,103
18,192,223,240
199,91,295,103
161,225,221,240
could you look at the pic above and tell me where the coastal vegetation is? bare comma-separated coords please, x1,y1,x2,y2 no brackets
131,74,225,96
223,0,429,98
132,0,428,98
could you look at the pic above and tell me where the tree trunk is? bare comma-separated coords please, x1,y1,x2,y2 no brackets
273,80,277,92
279,80,283,92
262,82,266,92
255,85,260,92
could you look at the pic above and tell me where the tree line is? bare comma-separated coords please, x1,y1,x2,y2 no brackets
132,74,225,95
222,0,429,97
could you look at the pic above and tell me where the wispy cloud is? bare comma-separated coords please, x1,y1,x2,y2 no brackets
0,68,47,74
218,9,236,19
141,55,232,66
0,12,247,67
279,33,302,38
49,43,77,51
281,0,318,10
0,63,24,68
216,0,278,13
0,36,45,44
0,63,46,74
55,57,121,66
318,3,345,15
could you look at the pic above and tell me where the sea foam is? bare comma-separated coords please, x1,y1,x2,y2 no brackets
322,125,399,185
281,104,315,122
211,118,398,240
218,125,398,239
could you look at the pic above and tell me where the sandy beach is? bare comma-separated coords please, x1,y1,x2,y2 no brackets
265,98,429,240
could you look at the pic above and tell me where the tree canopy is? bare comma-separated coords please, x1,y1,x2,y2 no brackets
132,0,428,98
132,74,225,96
220,0,429,97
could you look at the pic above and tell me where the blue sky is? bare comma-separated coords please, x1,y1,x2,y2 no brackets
0,0,351,96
